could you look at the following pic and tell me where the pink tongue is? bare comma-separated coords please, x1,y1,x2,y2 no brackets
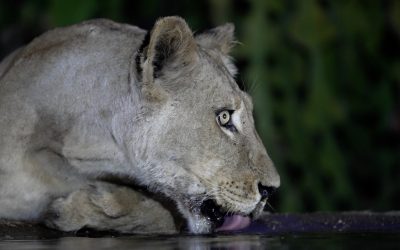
215,215,251,232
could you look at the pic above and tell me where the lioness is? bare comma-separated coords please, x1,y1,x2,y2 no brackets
0,17,280,234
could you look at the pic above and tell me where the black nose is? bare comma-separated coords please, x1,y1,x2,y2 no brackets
258,183,276,200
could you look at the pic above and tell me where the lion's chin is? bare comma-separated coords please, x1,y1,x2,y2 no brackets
185,212,215,234
181,199,252,234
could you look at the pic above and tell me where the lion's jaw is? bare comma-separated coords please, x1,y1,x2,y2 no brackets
173,189,264,234
140,161,270,234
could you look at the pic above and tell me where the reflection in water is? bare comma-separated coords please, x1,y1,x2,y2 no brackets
0,234,399,250
0,235,272,250
178,235,270,250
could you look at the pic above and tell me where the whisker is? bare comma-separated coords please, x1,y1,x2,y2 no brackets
248,76,259,95
265,200,276,213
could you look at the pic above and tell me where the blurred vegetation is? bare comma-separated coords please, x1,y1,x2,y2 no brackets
0,0,399,212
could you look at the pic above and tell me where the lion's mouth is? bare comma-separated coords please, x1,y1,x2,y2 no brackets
199,199,251,232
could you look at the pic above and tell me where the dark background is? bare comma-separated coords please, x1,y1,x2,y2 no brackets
0,0,399,213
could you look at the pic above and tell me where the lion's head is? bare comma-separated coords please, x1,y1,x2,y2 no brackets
134,17,280,233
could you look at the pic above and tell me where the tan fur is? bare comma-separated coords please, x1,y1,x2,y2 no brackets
0,17,279,234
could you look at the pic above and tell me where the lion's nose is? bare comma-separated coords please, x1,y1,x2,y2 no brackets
258,183,276,200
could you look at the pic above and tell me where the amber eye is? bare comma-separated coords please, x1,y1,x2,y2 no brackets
217,110,231,126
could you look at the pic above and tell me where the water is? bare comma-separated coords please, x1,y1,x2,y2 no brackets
0,233,399,250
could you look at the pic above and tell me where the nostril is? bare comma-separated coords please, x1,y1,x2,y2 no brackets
258,183,276,200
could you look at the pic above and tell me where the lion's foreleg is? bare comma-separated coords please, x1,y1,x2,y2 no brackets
44,182,177,234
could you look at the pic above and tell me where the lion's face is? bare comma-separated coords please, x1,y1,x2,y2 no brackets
137,17,280,233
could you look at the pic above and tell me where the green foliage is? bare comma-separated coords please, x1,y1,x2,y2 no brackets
1,0,399,212
234,0,400,212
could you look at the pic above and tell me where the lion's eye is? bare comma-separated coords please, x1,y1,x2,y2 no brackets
218,110,230,126
216,109,237,132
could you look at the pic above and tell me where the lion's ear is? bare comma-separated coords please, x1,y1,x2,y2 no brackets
195,23,236,55
141,16,198,84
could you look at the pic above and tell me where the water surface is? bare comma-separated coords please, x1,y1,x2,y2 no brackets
1,233,399,250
